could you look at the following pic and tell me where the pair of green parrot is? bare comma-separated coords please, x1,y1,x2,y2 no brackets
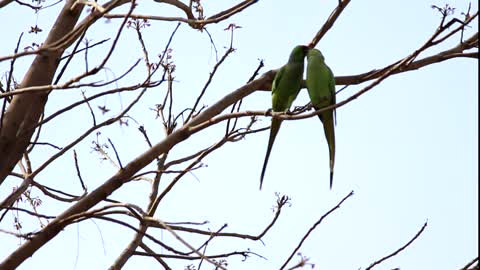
259,45,336,190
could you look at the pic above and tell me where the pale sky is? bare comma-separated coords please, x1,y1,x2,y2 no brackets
0,0,478,269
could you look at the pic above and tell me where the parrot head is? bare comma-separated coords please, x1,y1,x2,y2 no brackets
289,45,310,62
307,48,325,61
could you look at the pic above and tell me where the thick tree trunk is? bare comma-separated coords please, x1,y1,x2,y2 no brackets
0,0,84,184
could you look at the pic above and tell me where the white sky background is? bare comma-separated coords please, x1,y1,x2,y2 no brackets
0,0,478,269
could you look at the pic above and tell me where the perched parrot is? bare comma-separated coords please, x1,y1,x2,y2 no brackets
259,45,309,189
306,48,336,189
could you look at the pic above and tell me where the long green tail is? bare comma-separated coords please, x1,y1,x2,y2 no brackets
260,118,282,189
319,112,335,189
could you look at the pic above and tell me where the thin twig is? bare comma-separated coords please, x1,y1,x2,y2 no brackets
73,150,87,191
107,138,123,169
366,221,428,270
185,46,235,123
280,191,354,270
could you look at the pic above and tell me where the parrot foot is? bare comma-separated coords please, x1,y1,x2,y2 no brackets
290,105,306,114
293,103,312,113
265,108,273,116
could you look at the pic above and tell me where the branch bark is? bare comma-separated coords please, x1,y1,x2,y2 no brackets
0,0,84,185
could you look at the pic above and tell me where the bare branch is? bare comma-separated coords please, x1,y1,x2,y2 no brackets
280,191,354,270
366,221,428,270
186,46,235,123
309,0,351,48
0,206,55,220
0,0,14,8
106,0,259,29
460,257,479,270
0,0,87,184
145,194,290,241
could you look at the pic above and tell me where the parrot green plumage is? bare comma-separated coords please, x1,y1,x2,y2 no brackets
306,48,336,189
260,45,309,189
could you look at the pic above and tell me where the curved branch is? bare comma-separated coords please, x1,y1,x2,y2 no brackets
154,0,195,20
144,194,290,241
106,0,259,29
366,222,428,270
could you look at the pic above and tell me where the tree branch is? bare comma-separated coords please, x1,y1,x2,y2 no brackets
366,221,428,270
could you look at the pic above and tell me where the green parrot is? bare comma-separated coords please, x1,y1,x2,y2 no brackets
306,48,336,189
260,45,309,189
